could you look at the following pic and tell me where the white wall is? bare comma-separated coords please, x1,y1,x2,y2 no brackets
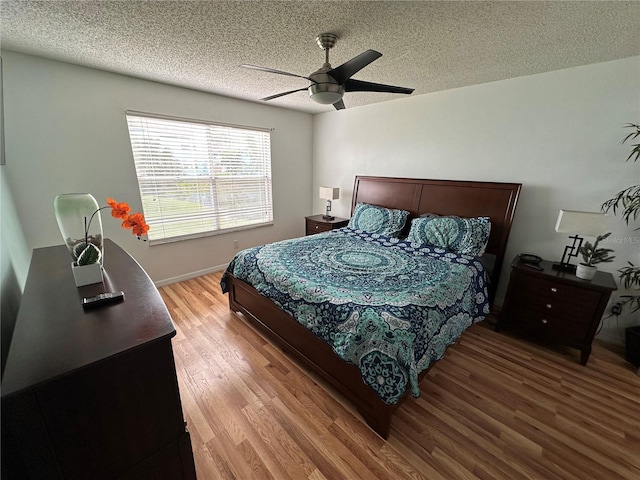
2,51,313,284
0,167,29,291
1,166,30,374
313,56,640,345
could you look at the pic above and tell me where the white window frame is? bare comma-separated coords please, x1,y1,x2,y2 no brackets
125,111,273,245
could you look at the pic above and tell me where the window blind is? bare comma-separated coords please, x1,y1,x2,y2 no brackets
125,112,273,244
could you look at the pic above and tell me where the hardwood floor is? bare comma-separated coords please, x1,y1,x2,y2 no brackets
160,272,640,480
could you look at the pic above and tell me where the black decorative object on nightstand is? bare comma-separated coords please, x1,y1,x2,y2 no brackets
498,256,617,365
305,214,348,235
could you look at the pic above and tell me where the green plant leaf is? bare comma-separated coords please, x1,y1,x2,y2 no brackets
578,233,615,266
602,123,640,315
76,243,102,266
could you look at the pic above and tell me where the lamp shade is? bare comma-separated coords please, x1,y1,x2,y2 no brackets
555,210,609,236
319,186,340,200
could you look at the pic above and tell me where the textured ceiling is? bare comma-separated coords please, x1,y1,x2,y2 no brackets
1,1,639,114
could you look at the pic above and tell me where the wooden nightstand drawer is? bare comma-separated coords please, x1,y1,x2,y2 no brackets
512,273,598,304
307,219,332,234
508,304,591,342
509,274,602,323
498,257,616,365
305,215,349,236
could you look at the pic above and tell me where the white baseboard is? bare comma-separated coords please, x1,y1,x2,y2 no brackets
154,263,229,287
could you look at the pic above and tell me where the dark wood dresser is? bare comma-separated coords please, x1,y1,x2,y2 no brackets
305,214,349,235
497,256,617,365
1,240,196,480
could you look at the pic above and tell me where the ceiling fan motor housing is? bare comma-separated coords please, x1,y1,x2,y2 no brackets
308,67,344,104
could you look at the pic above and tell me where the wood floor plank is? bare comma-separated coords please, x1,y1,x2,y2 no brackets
329,407,436,480
266,397,363,480
241,403,317,480
160,271,640,480
404,393,535,480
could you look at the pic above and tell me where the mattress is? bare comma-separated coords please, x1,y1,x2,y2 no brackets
222,227,489,404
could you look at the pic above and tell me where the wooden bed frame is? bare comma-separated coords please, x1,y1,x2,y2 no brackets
226,176,521,438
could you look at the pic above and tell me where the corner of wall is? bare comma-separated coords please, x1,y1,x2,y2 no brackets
1,166,31,377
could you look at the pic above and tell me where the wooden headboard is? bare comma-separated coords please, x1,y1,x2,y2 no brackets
351,176,522,305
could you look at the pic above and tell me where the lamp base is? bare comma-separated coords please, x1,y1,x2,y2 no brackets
322,215,335,221
552,262,577,273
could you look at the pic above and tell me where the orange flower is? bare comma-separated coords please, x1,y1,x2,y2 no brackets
77,198,149,264
122,212,150,237
105,198,149,239
107,197,131,219
132,222,150,237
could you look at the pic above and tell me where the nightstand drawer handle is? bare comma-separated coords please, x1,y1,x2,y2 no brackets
550,287,557,293
546,303,552,309
315,225,320,230
541,319,548,324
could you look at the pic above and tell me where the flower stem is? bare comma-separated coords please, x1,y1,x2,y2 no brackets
84,205,110,245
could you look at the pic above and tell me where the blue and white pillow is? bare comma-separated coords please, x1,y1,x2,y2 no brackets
347,203,409,238
407,215,491,257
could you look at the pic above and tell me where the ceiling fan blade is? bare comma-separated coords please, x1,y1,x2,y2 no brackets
333,99,345,110
327,50,382,84
261,88,309,101
240,64,317,84
345,79,414,95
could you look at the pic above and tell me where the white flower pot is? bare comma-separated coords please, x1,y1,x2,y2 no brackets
71,262,104,287
576,263,597,280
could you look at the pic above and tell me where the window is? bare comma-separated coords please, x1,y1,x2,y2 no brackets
125,112,273,244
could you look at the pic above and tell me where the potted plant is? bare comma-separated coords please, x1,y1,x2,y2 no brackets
602,123,640,313
576,232,615,280
601,123,640,368
54,196,150,286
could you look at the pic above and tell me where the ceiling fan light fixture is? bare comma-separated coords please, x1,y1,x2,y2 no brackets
309,83,343,105
309,90,343,105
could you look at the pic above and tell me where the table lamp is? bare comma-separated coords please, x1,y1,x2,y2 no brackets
553,209,609,272
319,187,339,220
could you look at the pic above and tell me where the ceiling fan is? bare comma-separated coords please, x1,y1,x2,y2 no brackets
241,33,415,110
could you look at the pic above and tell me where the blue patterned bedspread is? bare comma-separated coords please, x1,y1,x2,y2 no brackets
221,227,489,404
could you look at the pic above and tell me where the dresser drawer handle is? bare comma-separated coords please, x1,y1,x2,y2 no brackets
546,304,552,309
550,287,557,293
541,319,548,325
315,225,320,230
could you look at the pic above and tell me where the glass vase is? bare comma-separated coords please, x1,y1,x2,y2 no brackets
53,193,104,266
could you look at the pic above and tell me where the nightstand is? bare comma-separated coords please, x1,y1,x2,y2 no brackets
305,214,349,235
497,256,617,365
